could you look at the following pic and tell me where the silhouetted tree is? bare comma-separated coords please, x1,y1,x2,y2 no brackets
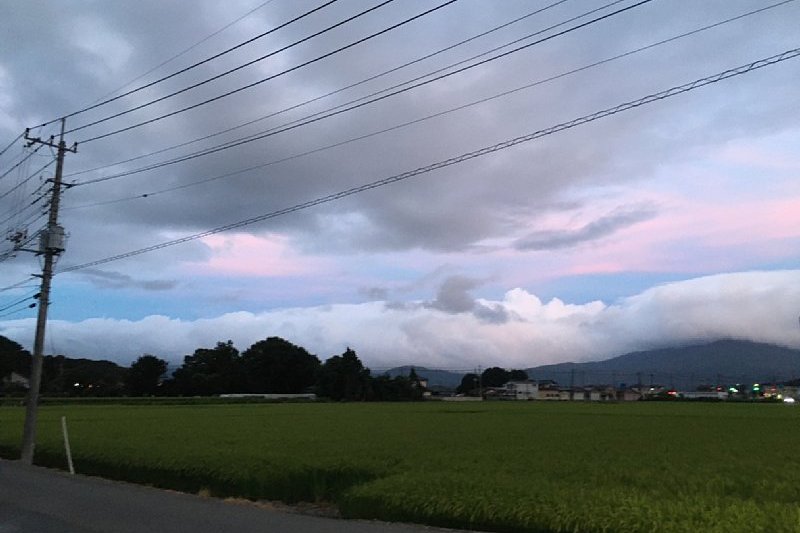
241,337,319,393
41,355,126,396
317,347,370,401
481,367,510,388
509,369,528,381
126,354,168,396
456,373,480,395
0,335,30,380
370,374,418,401
172,340,243,395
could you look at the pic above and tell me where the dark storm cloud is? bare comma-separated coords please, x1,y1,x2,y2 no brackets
426,275,480,313
473,303,510,324
360,286,388,301
513,205,657,251
78,269,178,291
2,0,799,278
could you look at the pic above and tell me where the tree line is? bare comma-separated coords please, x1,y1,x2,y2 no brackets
0,335,428,401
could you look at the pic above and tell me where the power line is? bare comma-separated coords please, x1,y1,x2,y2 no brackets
35,0,341,128
65,0,572,179
0,132,24,159
71,0,619,178
88,0,279,106
67,0,779,212
76,0,460,144
58,47,800,273
0,196,47,230
0,158,54,203
71,0,651,186
0,303,36,320
0,291,38,314
0,277,39,293
0,143,46,183
66,0,394,135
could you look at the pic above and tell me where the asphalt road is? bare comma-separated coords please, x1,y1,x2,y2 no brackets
0,460,471,533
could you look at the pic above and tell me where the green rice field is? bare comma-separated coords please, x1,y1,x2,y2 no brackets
2,401,799,532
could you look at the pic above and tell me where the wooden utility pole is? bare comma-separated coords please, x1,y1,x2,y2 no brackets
20,118,76,464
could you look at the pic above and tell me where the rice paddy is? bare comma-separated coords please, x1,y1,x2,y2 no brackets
1,401,798,532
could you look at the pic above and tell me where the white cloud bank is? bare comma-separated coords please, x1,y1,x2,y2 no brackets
2,270,799,369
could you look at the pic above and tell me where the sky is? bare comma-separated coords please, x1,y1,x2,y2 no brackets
0,0,798,370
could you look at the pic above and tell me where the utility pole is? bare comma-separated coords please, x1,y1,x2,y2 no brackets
20,118,76,465
569,368,575,400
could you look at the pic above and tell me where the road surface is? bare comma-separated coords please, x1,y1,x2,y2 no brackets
0,460,473,533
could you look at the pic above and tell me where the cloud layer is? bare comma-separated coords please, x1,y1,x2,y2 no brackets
2,271,798,369
0,2,798,368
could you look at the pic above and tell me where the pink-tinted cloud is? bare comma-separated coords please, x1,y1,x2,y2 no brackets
524,192,800,278
185,232,330,278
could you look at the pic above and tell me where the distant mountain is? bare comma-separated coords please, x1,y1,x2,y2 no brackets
377,365,464,389
526,340,800,390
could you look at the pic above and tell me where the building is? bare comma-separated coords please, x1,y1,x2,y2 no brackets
2,371,29,390
503,380,538,400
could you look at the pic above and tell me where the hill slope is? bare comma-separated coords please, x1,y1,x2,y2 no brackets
526,340,800,389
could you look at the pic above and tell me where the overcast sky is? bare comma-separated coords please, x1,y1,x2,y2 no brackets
0,0,798,369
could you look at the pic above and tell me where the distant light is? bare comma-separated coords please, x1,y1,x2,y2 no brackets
784,397,796,404
73,382,80,387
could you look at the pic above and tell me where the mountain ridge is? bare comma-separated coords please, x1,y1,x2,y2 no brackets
383,340,800,390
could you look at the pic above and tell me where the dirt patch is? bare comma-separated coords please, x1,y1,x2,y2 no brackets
223,497,341,518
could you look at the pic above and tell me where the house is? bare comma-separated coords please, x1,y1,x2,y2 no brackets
678,390,728,401
589,386,616,401
781,385,800,400
2,371,29,390
616,388,642,401
537,387,562,401
503,380,538,400
569,388,588,401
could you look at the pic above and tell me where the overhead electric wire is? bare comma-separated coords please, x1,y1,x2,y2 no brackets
58,46,800,273
75,0,614,166
35,0,341,129
0,178,49,226
0,198,49,230
71,0,651,187
0,197,47,229
65,0,572,179
0,277,38,293
0,219,47,263
0,158,55,202
76,0,461,144
65,0,787,212
0,132,24,159
0,291,38,314
0,305,36,320
0,143,46,183
89,0,279,106
66,0,397,136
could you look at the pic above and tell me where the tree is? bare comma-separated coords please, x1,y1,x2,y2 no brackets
41,355,126,396
0,335,30,380
509,369,528,381
241,337,319,394
317,347,371,401
370,374,418,401
126,354,168,396
456,373,480,395
481,367,510,388
172,340,243,396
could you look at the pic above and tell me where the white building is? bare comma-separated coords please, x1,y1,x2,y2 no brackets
503,380,538,400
